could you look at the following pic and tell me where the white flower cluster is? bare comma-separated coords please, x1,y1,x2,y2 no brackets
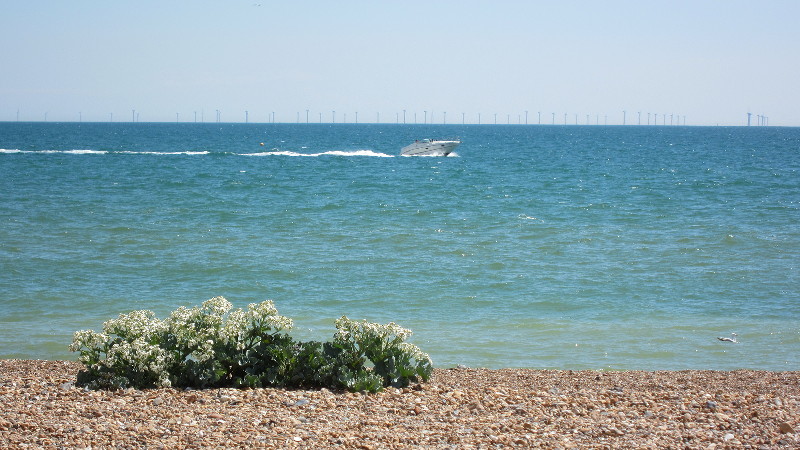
69,329,109,353
397,341,433,367
103,309,166,340
333,316,432,367
166,298,228,363
222,300,294,350
69,297,294,388
334,316,412,345
105,337,173,387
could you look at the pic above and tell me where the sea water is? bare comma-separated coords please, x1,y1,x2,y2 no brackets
1,122,798,370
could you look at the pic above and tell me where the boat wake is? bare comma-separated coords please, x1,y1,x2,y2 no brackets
1,149,394,157
1,149,110,155
243,149,394,158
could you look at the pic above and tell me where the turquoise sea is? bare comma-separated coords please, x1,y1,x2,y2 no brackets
1,122,798,370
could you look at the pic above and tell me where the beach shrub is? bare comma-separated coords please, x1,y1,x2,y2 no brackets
332,317,433,389
69,297,432,393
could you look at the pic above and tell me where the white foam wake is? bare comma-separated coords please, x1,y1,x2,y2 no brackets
242,149,394,158
118,151,210,155
0,149,108,154
2,148,398,158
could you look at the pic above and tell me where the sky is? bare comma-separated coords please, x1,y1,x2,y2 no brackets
2,1,799,126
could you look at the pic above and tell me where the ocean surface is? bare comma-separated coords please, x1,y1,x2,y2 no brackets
1,122,798,370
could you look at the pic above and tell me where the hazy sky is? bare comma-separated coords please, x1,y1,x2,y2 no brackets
2,1,798,125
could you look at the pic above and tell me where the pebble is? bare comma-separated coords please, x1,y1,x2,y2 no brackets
1,360,798,448
724,433,735,441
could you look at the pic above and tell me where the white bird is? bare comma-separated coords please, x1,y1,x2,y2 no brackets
717,333,738,343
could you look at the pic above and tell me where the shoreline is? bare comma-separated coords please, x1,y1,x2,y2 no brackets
1,360,797,448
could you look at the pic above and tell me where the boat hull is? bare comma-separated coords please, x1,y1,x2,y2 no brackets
400,140,460,156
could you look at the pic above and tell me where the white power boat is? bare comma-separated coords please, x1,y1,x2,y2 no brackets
400,139,460,156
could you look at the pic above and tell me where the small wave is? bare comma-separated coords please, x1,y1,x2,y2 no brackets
518,214,543,222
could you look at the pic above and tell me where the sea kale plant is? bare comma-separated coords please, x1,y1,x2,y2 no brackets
69,297,432,392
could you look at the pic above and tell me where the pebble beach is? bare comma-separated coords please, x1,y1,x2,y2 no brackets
1,360,797,448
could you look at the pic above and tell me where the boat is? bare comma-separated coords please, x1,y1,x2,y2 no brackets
400,139,461,156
